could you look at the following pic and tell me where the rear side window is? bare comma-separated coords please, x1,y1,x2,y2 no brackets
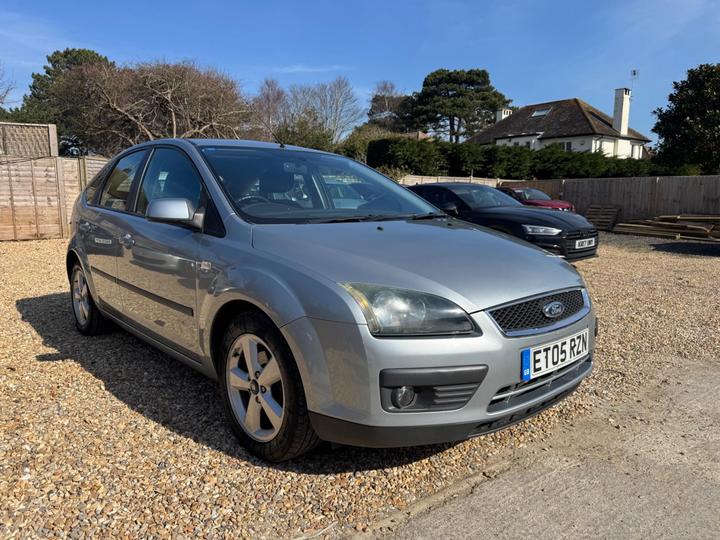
84,163,112,204
136,148,203,215
99,151,148,211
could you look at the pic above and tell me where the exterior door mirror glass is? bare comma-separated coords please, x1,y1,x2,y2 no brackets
146,198,204,229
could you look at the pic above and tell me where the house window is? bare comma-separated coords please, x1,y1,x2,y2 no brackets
525,142,531,148
531,108,552,117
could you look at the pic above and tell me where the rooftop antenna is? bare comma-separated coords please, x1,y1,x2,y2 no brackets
630,69,639,91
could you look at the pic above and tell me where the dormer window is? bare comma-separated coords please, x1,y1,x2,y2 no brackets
531,108,552,117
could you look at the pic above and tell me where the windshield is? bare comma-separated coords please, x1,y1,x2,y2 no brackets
450,185,522,209
200,146,437,223
523,188,552,201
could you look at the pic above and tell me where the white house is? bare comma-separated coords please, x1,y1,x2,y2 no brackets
467,88,650,159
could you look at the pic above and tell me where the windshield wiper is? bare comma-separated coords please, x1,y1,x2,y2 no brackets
307,212,447,224
407,212,448,220
308,215,389,224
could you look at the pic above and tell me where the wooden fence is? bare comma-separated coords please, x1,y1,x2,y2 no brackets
3,164,719,240
498,176,720,221
0,156,108,240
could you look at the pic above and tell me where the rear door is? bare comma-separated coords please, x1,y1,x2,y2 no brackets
115,147,205,355
82,150,149,312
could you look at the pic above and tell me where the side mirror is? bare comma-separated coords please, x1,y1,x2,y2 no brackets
440,201,459,216
147,198,204,230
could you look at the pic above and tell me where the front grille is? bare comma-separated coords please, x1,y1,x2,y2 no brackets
565,229,599,258
488,289,585,334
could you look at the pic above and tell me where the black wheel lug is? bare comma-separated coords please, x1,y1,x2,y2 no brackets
254,371,260,379
260,386,266,393
255,396,260,403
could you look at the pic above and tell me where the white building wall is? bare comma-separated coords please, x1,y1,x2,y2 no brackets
537,136,595,152
495,135,645,159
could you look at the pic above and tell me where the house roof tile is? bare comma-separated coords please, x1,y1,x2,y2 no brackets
467,98,650,144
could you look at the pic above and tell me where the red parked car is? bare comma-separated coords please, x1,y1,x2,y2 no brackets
497,187,575,212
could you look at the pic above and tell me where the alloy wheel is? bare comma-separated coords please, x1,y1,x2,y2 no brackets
225,333,285,442
72,268,91,327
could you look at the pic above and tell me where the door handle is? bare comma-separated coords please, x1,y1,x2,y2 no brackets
78,221,91,233
119,233,135,248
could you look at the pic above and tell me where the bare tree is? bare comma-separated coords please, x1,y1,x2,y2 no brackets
250,76,362,146
69,61,252,155
253,78,288,140
367,80,410,132
0,63,14,107
312,77,364,143
371,81,400,116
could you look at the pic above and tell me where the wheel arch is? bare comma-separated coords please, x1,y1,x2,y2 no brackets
66,248,81,279
209,299,276,376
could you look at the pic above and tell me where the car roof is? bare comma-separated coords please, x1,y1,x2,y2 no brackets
419,182,494,189
190,138,330,154
128,138,333,155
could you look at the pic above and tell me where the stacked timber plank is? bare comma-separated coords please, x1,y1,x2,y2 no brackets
613,214,720,242
584,205,620,231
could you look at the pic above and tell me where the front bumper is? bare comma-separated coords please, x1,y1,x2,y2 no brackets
310,379,583,447
281,306,596,448
531,229,599,261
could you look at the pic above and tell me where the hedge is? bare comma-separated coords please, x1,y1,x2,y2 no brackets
364,138,696,179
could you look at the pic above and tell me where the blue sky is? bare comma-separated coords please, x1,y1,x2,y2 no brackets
2,0,719,142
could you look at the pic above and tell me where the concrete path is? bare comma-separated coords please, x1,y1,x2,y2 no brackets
380,355,720,539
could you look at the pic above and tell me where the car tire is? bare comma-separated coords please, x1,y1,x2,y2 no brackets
70,263,109,336
219,312,320,462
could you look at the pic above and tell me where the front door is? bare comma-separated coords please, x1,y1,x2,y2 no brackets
83,150,149,311
116,147,204,355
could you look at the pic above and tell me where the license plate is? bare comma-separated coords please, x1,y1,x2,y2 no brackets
521,329,589,381
575,237,596,249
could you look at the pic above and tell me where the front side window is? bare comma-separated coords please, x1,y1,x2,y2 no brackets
136,148,203,215
99,151,148,210
451,185,521,209
200,147,436,223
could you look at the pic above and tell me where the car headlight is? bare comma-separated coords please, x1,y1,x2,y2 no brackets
522,224,562,235
340,283,476,337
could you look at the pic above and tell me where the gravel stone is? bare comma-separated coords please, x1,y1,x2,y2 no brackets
1,233,717,538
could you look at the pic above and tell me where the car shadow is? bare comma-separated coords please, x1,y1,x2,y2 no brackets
16,293,455,474
650,241,720,257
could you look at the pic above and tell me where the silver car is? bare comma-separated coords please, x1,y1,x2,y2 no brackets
67,139,596,461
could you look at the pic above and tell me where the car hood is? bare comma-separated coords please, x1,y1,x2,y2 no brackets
471,206,592,229
251,218,584,313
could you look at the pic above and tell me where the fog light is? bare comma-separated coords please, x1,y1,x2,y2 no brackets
391,386,415,408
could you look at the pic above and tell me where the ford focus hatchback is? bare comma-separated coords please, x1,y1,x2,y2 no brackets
67,139,595,461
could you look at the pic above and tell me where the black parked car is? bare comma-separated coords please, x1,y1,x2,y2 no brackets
408,183,598,261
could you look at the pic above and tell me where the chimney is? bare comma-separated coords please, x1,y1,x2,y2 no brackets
496,108,513,123
612,88,631,136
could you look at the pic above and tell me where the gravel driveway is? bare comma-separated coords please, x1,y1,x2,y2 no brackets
1,233,718,538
